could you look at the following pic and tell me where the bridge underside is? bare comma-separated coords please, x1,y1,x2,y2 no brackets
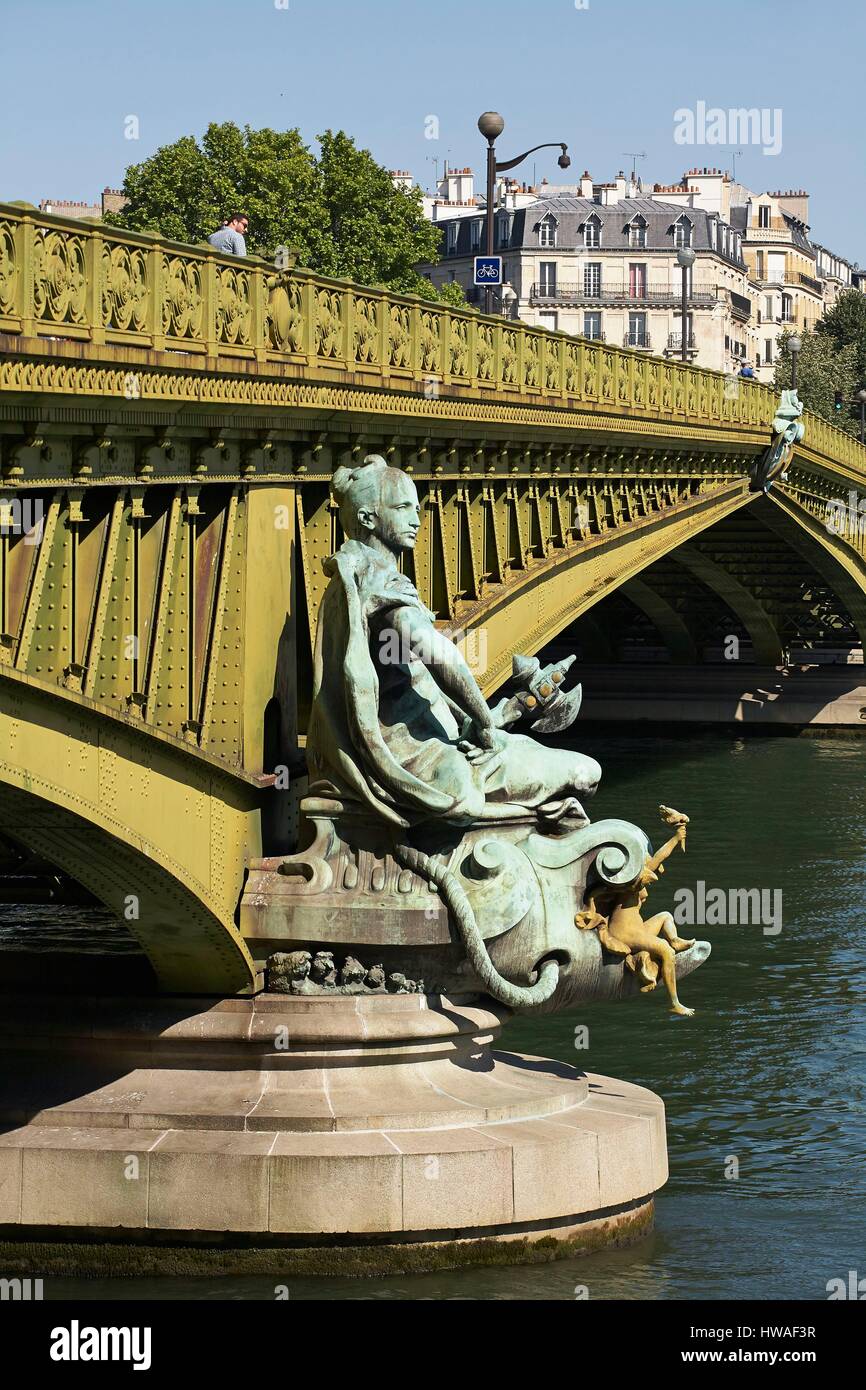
539,494,866,729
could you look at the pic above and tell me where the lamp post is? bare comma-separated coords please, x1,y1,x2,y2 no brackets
498,282,517,318
857,388,866,445
478,111,570,315
788,334,802,391
676,246,695,363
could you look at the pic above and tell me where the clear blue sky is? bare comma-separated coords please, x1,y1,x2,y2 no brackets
2,0,863,261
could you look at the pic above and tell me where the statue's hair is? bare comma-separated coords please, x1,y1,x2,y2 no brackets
332,454,396,538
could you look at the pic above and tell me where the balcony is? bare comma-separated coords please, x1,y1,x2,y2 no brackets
529,282,718,308
623,332,653,350
730,291,752,322
799,272,823,294
666,332,697,351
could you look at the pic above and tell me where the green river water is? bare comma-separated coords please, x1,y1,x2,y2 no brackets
2,734,864,1301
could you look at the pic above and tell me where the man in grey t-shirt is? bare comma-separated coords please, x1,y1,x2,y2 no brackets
208,213,249,256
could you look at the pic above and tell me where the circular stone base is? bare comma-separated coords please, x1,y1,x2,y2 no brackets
0,993,667,1263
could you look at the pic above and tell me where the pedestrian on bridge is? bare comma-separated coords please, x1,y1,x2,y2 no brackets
208,213,249,256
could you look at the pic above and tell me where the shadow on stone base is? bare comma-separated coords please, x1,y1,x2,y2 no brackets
0,993,667,1269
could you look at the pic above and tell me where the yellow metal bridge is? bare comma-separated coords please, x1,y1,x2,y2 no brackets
1,202,865,993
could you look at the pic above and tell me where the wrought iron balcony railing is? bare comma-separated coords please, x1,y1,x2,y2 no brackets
530,282,718,307
623,332,652,349
667,333,697,350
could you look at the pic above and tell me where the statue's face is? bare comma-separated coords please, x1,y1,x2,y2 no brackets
360,470,421,552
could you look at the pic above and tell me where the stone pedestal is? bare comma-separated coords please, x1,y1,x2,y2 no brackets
0,993,666,1270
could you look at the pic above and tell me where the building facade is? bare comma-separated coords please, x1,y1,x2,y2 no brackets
414,161,864,380
38,188,127,220
422,185,753,374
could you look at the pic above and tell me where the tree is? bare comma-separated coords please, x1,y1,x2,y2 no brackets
816,287,866,386
105,122,449,300
773,329,859,434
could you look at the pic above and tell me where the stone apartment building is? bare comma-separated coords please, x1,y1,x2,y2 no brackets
38,188,127,220
411,163,863,380
418,167,752,373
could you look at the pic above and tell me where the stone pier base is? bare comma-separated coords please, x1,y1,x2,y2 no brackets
0,994,667,1271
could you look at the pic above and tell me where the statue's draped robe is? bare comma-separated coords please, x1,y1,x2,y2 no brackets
307,541,599,828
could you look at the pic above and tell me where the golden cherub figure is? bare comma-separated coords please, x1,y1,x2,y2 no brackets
575,805,697,1016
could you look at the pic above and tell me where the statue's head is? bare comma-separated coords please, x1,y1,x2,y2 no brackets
332,455,420,554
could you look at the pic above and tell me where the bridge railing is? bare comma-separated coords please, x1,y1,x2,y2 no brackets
0,200,780,432
3,201,866,476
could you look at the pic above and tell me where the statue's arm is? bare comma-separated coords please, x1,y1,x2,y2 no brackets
390,605,494,737
646,826,686,871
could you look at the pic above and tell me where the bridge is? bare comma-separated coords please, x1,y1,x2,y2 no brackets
2,200,866,996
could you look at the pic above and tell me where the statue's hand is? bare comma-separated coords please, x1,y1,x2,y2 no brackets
458,726,509,759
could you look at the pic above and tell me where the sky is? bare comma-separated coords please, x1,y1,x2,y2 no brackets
1,0,864,262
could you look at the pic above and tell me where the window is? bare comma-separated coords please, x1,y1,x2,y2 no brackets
470,220,481,252
584,262,602,296
446,222,458,254
538,215,557,248
627,311,647,347
538,311,557,332
583,311,602,340
756,250,765,279
539,261,557,296
764,338,773,363
584,215,601,248
765,294,774,320
758,205,771,229
673,217,692,248
629,217,647,248
780,293,793,322
628,263,647,298
497,214,510,249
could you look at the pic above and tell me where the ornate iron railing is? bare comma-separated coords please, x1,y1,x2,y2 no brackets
1,201,866,478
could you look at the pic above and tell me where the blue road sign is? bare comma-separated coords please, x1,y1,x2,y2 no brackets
473,255,502,286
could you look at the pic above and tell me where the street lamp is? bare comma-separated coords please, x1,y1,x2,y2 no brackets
676,246,695,363
788,334,802,391
857,387,866,445
498,282,517,318
478,111,570,315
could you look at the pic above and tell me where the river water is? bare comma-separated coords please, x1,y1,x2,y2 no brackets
3,734,864,1301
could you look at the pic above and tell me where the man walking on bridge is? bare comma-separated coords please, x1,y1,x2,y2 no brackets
208,213,249,256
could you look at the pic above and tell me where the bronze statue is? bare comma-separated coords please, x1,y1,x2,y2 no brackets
576,806,698,1015
307,455,600,829
248,456,710,1015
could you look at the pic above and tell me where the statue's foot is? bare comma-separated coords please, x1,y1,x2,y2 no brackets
671,937,696,951
670,1002,694,1016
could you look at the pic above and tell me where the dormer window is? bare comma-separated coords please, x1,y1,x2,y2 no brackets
446,221,459,254
470,220,481,251
628,215,647,248
673,215,693,248
758,205,771,229
538,214,557,248
584,214,602,248
497,212,510,248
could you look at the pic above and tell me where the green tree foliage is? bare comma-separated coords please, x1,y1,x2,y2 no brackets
106,122,449,299
815,287,866,386
773,329,859,434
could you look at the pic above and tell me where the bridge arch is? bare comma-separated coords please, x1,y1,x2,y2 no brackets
673,543,785,665
0,670,259,994
619,578,699,664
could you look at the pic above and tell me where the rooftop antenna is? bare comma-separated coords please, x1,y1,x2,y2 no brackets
622,151,647,185
426,155,441,189
731,149,744,183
